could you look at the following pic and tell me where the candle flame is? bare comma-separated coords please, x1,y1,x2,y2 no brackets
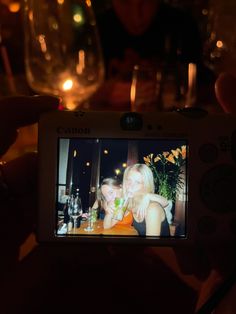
216,40,223,48
62,79,73,91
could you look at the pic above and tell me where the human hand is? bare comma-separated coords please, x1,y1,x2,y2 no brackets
0,95,59,156
0,95,60,278
136,194,149,221
104,200,115,215
170,72,236,312
215,72,236,113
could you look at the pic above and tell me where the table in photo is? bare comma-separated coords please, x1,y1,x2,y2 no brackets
67,219,138,236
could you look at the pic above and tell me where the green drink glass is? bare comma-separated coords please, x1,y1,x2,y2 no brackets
113,198,126,221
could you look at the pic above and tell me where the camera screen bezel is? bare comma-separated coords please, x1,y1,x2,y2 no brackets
38,110,199,246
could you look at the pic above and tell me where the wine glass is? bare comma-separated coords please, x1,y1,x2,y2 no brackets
130,64,162,112
68,195,82,231
23,0,104,110
203,1,236,76
130,62,194,112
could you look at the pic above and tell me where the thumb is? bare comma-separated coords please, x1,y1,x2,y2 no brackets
0,95,60,128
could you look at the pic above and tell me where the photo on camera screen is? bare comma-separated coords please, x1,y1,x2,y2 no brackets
56,138,187,238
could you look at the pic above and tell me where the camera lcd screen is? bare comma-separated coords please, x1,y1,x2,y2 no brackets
56,138,187,238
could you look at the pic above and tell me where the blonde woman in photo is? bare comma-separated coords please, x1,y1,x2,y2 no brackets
123,163,170,236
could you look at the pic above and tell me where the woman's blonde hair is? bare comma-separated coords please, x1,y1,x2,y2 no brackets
123,163,155,197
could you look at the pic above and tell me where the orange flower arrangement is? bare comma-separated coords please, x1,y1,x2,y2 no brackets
144,145,186,201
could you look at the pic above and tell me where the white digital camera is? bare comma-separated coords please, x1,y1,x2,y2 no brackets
38,109,236,246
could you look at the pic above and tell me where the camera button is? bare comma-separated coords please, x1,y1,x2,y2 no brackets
200,164,236,213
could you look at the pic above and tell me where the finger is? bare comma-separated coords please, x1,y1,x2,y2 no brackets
140,213,144,221
138,210,144,220
108,208,114,215
2,193,37,247
1,153,38,250
136,209,141,219
2,152,38,196
0,95,60,128
215,72,236,114
140,211,145,220
173,246,211,280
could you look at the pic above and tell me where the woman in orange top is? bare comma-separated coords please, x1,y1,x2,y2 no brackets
92,177,134,229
